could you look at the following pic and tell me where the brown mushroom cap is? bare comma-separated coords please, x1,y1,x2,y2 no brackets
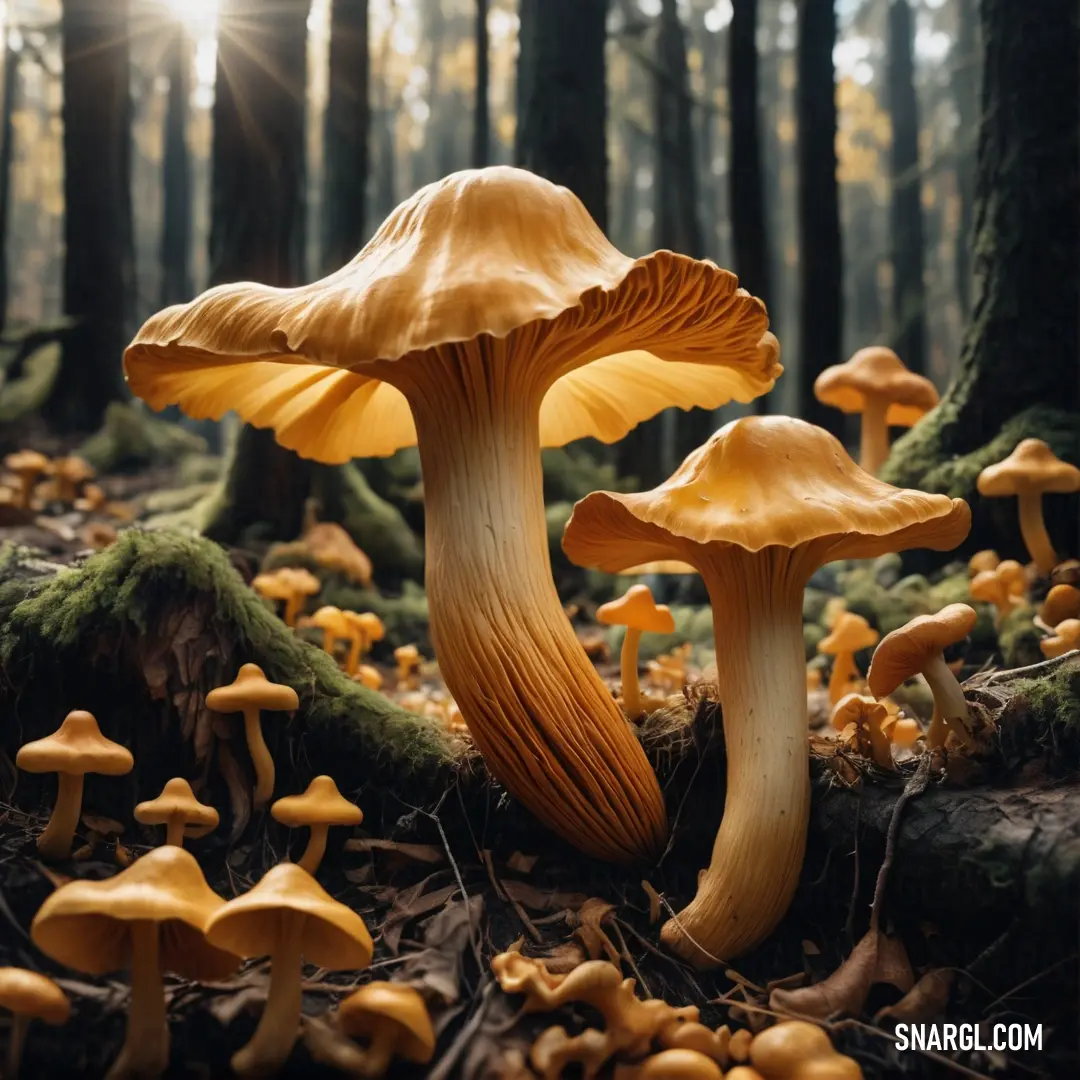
830,693,887,733
0,968,71,1024
271,775,364,829
3,449,50,476
30,845,239,980
50,456,95,484
969,569,1011,609
977,439,1080,497
596,584,676,634
336,982,436,1064
1042,584,1080,627
303,524,373,586
818,613,879,656
134,778,220,837
124,167,781,464
867,604,977,698
16,710,134,777
204,863,373,970
967,550,1000,577
563,416,970,571
205,664,299,714
629,1049,723,1079
814,347,939,426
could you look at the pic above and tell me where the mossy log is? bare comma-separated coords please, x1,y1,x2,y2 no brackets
1,531,1079,958
77,400,208,473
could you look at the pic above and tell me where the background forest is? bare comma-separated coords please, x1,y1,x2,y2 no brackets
0,0,981,482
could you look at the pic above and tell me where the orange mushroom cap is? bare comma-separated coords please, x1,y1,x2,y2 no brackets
205,664,299,714
818,613,879,656
0,967,71,1025
1041,584,1080,628
134,777,220,838
1041,619,1080,659
16,710,134,777
596,584,676,635
967,549,1000,577
814,347,939,427
830,693,887,733
867,604,977,698
336,983,436,1066
271,775,364,829
977,439,1080,498
302,523,373,586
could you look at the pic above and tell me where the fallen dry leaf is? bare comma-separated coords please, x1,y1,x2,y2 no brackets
875,968,955,1025
572,898,621,966
380,876,461,955
344,837,444,863
534,941,586,975
394,895,483,1005
506,852,538,874
501,880,588,913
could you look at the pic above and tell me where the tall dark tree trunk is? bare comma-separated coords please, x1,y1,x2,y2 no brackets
886,0,926,375
515,0,608,233
795,0,842,434
883,0,1080,485
952,0,979,317
473,0,490,168
45,0,134,432
323,0,369,270
161,24,192,306
0,36,18,334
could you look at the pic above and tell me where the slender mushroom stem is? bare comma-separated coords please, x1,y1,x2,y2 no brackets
242,706,275,811
661,552,811,965
921,652,974,747
107,920,168,1080
230,914,306,1077
926,704,947,750
283,594,301,628
827,651,858,704
345,632,365,676
165,816,186,847
620,629,644,721
297,825,329,874
320,628,335,654
6,1013,29,1080
1016,490,1058,575
401,363,667,863
865,711,894,769
37,772,85,860
859,394,891,475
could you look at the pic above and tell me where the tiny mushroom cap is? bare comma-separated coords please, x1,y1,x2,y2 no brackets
394,644,420,675
302,522,373,586
749,1020,863,1080
1041,619,1080,659
272,776,363,873
307,605,351,652
336,982,436,1068
813,347,939,474
1041,584,1080,628
356,611,386,644
562,414,970,965
969,568,1015,619
0,967,71,1023
818,613,879,656
977,439,1080,575
134,777,220,845
830,693,892,770
3,449,50,506
48,456,95,502
996,559,1028,597
620,1048,723,1079
597,583,677,634
355,664,384,690
968,549,1000,577
124,165,783,867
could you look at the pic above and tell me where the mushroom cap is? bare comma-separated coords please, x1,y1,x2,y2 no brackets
995,560,1027,596
204,863,373,970
0,968,71,1024
50,455,95,483
303,523,373,586
618,559,698,575
205,663,299,714
308,605,349,632
134,777,220,836
336,982,436,1064
280,566,322,596
252,572,294,600
562,417,970,575
1042,584,1080,627
124,167,780,464
1041,619,1080,658
30,845,240,980
814,347,939,426
830,693,887,733
270,775,364,828
394,644,420,663
630,1049,723,1079
4,449,50,474
354,664,384,690
977,439,1080,497
356,612,386,641
867,604,977,698
16,710,134,777
749,1020,836,1071
818,612,880,655
595,584,676,634
970,569,1010,607
967,549,1000,577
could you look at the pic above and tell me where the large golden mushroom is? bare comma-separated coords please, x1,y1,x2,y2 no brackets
564,416,969,964
123,166,781,864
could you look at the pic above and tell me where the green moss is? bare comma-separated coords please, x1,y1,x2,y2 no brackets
605,604,714,665
541,446,634,503
78,401,208,472
1008,658,1080,732
803,622,826,658
998,604,1044,668
803,587,831,624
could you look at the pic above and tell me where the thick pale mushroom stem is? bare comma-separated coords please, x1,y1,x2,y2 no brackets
164,816,186,848
231,915,306,1077
921,652,974,748
107,921,168,1080
661,553,810,965
242,707,275,811
827,652,858,704
859,394,891,475
1016,490,1058,576
37,772,85,860
620,629,645,721
297,825,329,874
401,360,667,864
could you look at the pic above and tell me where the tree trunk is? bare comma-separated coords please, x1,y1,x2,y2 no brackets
886,0,926,375
515,0,609,234
951,0,978,317
45,0,134,432
473,0,490,168
794,0,843,434
883,0,1080,486
161,24,192,306
0,34,18,334
323,0,370,271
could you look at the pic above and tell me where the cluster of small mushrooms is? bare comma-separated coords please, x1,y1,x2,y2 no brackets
5,673,435,1079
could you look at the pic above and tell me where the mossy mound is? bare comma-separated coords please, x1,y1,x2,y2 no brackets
541,445,635,503
78,401,208,472
0,529,453,837
998,603,1044,668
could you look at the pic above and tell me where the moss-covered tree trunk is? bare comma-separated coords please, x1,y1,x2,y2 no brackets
44,0,133,432
794,0,843,435
883,0,1080,497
